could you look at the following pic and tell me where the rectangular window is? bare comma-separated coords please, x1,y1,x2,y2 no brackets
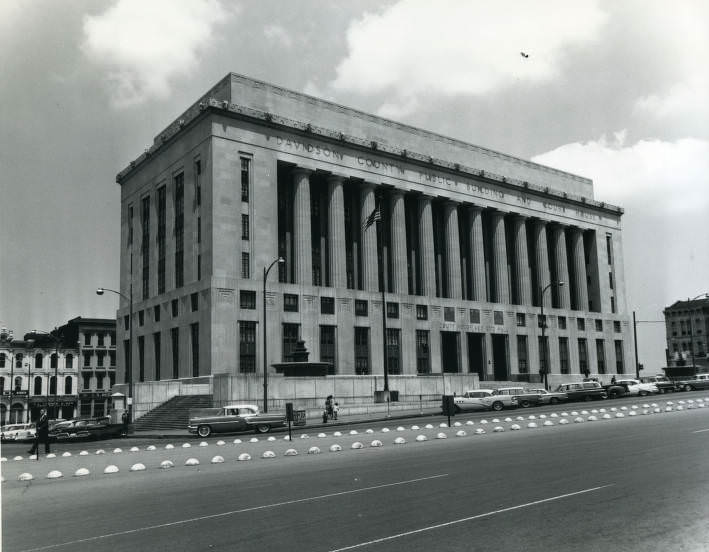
171,327,179,379
242,214,249,240
558,316,567,330
284,293,298,312
157,186,166,294
416,304,428,321
386,328,401,375
239,321,257,373
97,333,105,347
138,336,145,382
355,299,368,317
128,205,133,246
124,315,129,331
578,338,588,376
610,297,616,314
320,296,335,315
240,290,256,309
386,302,399,319
138,310,144,326
194,158,201,208
191,292,198,312
171,299,178,317
85,333,92,346
190,323,199,377
516,313,526,327
154,305,161,322
241,158,250,202
559,337,569,374
606,234,613,265
109,351,116,366
174,173,184,288
320,326,336,374
444,307,455,322
608,272,614,290
613,321,621,333
141,195,150,299
97,352,105,367
354,327,370,375
416,330,430,374
83,352,91,367
538,336,549,375
595,319,603,332
538,314,546,329
577,318,586,331
241,252,250,279
493,311,504,325
615,340,625,374
470,309,480,324
197,217,201,244
153,332,161,381
596,339,606,374
517,335,528,374
282,323,300,362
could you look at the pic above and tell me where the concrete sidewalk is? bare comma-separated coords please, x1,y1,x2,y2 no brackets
128,405,444,439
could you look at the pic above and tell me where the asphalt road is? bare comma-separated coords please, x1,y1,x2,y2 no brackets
3,397,709,552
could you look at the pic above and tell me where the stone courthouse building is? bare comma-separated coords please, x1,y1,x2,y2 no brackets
115,73,632,401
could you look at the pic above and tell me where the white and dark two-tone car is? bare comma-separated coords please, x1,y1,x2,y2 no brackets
188,404,286,437
453,389,519,412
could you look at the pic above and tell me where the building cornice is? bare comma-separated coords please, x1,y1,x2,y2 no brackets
117,97,624,217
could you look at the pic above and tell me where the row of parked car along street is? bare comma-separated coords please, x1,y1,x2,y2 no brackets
452,374,709,413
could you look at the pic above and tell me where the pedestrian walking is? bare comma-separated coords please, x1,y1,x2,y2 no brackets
333,402,339,420
325,395,333,419
28,409,50,456
121,410,129,437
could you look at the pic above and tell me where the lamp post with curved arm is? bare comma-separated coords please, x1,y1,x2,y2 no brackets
539,281,564,390
263,257,285,413
97,286,133,423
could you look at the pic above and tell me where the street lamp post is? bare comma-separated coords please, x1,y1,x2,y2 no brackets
35,329,60,418
539,281,564,390
25,361,32,422
97,285,133,423
263,257,285,414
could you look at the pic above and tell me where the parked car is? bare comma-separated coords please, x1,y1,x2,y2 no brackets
526,388,568,404
678,373,709,391
493,387,543,408
1,423,36,442
453,389,505,412
555,381,607,402
640,375,678,393
188,404,286,437
617,378,658,396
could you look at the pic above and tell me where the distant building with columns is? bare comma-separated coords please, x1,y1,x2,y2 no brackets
114,73,632,392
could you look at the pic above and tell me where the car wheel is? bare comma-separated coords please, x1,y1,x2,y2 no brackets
197,425,211,438
639,390,649,396
684,384,693,392
491,401,504,412
255,424,271,434
609,390,618,399
519,400,531,408
584,395,593,401
550,397,559,404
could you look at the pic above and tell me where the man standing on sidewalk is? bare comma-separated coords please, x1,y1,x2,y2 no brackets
28,409,50,456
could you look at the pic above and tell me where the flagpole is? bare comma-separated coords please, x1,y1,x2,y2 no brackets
376,205,390,393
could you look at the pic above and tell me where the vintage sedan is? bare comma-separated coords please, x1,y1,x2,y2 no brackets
678,373,709,391
453,389,519,412
526,388,568,404
188,404,286,437
1,423,36,442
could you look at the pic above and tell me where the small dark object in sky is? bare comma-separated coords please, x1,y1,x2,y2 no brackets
520,52,529,58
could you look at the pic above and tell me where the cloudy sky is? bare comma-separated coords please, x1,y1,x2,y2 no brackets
1,0,707,372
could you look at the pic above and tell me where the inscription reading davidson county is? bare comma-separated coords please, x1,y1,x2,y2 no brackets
275,136,344,160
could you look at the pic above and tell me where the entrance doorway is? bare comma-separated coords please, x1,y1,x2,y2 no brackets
491,334,509,380
440,331,460,373
467,333,485,380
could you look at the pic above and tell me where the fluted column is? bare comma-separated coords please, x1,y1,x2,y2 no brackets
468,206,487,301
490,211,510,303
443,201,462,298
293,168,312,285
512,215,532,305
550,224,571,309
570,227,589,311
533,220,551,307
360,183,379,291
327,175,347,289
390,190,408,294
418,196,436,297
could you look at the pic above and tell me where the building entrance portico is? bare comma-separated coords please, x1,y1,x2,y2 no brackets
467,333,485,380
441,331,460,373
491,334,509,381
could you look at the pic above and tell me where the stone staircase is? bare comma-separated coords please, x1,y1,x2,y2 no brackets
132,395,213,431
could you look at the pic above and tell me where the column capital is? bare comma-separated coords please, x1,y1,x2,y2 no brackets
292,167,313,177
467,204,484,213
326,173,347,184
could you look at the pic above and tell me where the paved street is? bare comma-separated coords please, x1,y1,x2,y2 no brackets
3,396,709,552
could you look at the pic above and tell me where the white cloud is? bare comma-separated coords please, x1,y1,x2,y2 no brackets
532,134,709,214
264,24,292,48
82,0,230,107
331,0,606,115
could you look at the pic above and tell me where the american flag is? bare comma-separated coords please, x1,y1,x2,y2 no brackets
363,206,381,230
